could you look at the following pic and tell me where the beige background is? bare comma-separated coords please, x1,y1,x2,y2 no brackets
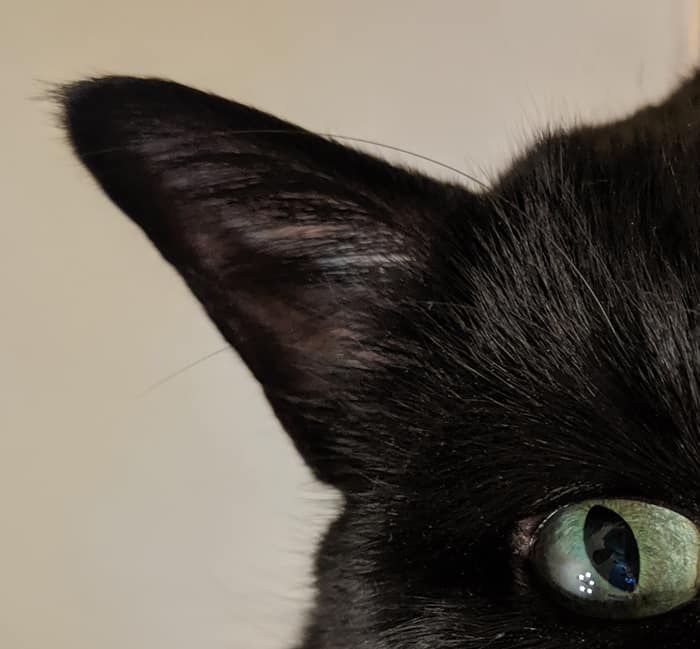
2,2,697,648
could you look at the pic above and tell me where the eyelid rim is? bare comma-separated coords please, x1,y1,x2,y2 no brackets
512,514,546,559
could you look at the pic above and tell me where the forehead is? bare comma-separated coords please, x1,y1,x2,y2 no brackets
414,141,700,515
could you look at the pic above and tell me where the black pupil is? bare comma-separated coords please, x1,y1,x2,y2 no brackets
583,505,640,593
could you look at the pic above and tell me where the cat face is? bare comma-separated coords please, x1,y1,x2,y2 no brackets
62,73,700,648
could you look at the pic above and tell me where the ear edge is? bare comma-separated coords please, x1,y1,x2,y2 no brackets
59,76,487,491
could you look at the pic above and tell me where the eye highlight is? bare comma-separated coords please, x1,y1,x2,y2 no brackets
532,499,700,619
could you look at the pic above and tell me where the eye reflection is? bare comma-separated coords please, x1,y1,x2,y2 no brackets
577,571,595,595
583,506,639,593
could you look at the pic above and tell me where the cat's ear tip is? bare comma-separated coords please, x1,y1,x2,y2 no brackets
59,75,190,123
57,76,146,149
56,76,200,163
60,76,139,114
60,75,171,103
59,76,162,121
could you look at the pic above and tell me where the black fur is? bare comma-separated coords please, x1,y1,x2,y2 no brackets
61,72,700,648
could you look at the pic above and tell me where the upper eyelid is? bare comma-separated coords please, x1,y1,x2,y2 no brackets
511,497,700,562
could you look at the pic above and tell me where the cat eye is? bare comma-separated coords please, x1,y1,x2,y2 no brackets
532,499,700,619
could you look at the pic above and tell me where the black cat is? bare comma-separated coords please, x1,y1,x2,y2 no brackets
61,72,700,648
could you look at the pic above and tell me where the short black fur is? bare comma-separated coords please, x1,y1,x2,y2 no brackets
61,72,700,647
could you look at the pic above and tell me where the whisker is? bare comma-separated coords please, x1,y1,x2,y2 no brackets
138,345,233,397
320,133,492,190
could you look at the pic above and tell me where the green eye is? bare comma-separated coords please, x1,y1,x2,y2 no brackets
532,499,700,619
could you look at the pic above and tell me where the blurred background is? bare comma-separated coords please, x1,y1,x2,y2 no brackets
2,1,698,647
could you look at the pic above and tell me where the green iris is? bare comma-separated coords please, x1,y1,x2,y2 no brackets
532,499,700,619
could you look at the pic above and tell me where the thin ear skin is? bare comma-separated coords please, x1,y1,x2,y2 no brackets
60,76,481,490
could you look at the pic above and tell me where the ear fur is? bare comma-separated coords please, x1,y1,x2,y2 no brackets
60,76,482,489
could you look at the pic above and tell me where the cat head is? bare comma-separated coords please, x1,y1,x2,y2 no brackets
61,73,700,648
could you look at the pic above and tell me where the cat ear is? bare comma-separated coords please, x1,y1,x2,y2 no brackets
61,76,480,489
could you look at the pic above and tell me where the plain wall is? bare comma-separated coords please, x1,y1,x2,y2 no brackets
2,2,697,647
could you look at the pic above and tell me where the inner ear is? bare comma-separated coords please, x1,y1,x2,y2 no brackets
61,76,484,489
